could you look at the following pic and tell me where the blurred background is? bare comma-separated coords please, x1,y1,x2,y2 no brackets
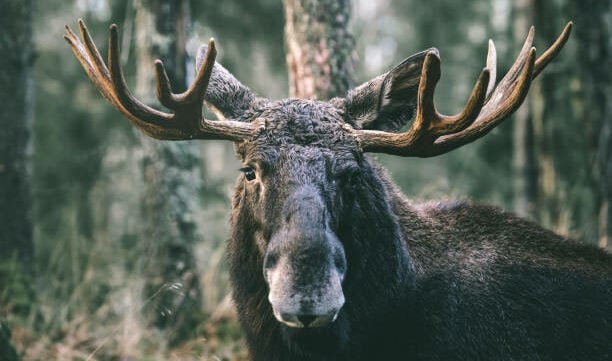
1,0,610,360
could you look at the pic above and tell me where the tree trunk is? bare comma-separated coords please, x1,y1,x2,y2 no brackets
512,0,538,219
0,0,34,315
531,0,561,233
284,0,355,99
133,0,203,344
570,0,612,249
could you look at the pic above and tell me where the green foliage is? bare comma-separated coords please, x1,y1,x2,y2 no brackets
0,257,34,317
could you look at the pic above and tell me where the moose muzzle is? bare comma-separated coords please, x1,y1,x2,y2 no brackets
263,186,347,328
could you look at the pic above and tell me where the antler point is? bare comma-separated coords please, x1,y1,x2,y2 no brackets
64,25,77,39
564,21,574,35
208,38,217,53
77,19,87,32
425,50,440,62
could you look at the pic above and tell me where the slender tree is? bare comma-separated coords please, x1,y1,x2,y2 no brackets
569,0,612,249
0,1,33,358
284,0,355,99
511,0,538,219
132,0,204,344
0,0,34,314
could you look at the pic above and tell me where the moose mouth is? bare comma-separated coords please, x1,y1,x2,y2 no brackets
278,310,350,356
273,308,341,328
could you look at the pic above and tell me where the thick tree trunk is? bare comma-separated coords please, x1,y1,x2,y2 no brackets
133,0,203,344
284,0,355,99
0,0,34,315
512,0,538,219
571,0,612,249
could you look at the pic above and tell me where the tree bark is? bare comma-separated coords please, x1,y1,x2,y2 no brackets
0,0,34,315
531,0,560,233
284,0,355,99
133,0,204,344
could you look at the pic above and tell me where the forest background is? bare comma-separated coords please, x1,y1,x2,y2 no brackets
1,0,610,360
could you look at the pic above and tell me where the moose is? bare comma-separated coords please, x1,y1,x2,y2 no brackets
65,20,611,360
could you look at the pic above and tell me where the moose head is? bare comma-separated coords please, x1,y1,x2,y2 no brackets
65,18,573,347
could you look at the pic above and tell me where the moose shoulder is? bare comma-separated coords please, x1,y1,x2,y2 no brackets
66,20,611,361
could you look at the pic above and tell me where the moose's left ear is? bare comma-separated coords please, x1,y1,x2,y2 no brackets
196,45,262,120
343,49,434,131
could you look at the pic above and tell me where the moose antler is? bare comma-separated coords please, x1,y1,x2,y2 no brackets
64,19,260,141
352,22,572,157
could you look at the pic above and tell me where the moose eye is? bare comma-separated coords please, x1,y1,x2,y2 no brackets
240,167,257,181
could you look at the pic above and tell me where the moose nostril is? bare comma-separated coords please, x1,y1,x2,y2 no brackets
297,314,318,327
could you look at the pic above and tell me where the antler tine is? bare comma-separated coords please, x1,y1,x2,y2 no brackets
155,38,217,109
410,51,441,138
106,24,172,126
474,26,534,116
66,20,176,139
77,19,111,80
65,20,261,141
533,21,572,78
186,38,217,103
352,22,570,157
154,60,175,109
485,39,497,99
413,50,490,136
504,26,535,87
436,67,490,135
64,23,115,105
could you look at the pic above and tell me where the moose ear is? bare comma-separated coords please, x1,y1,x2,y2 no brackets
343,49,434,131
196,45,260,120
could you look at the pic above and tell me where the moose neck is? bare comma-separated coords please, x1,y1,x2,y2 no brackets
337,157,416,301
227,157,418,360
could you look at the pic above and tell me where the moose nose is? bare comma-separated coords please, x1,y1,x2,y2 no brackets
277,310,340,328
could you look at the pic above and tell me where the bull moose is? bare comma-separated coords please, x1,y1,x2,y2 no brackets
65,20,611,360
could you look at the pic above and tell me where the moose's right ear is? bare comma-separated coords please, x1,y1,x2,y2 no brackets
343,49,434,132
197,45,260,120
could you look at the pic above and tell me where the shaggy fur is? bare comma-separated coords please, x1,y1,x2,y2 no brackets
228,156,612,360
